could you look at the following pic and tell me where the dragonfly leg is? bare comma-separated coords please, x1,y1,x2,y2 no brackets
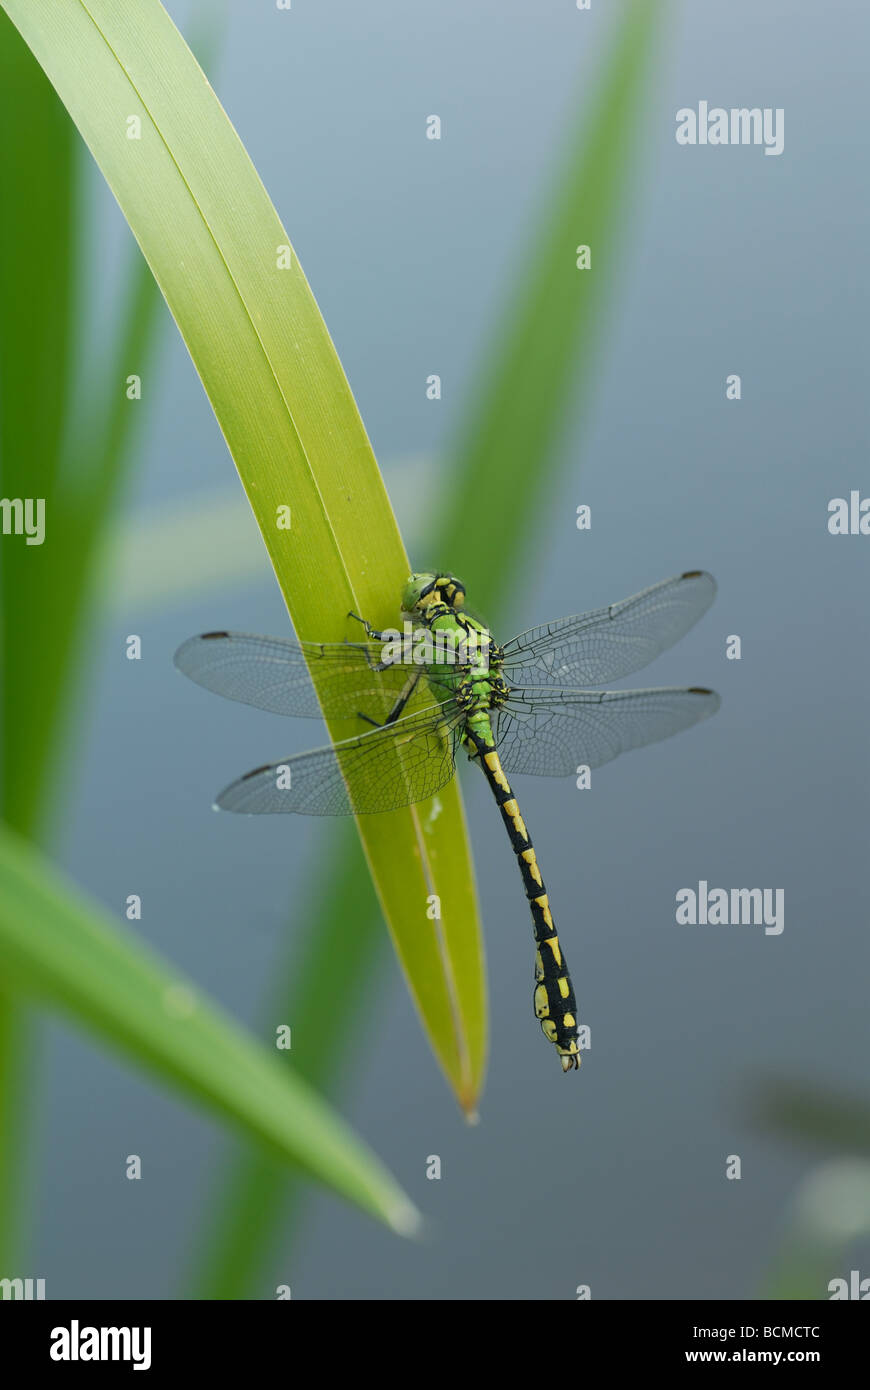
357,672,422,729
347,611,390,642
345,614,397,672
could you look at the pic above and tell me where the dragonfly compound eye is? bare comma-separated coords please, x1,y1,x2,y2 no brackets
400,573,439,613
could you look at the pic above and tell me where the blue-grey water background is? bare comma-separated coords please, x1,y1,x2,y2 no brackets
35,0,869,1298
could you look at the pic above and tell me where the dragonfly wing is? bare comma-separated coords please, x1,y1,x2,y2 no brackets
215,702,465,815
174,630,443,721
501,571,716,686
494,685,721,777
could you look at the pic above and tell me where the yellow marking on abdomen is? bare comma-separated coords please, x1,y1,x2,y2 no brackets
542,932,561,967
484,750,510,792
503,798,528,841
535,896,555,931
521,848,543,886
558,977,571,999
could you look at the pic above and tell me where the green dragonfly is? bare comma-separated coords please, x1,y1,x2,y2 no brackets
175,569,720,1071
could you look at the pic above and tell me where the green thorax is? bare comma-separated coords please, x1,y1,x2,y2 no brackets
417,601,508,746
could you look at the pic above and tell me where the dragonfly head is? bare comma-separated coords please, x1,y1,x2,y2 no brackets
401,572,466,615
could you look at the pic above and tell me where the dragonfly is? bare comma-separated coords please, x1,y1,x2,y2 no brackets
174,569,720,1072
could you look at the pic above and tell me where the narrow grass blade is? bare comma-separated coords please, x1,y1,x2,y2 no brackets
0,10,75,837
0,823,419,1234
0,9,78,1274
0,9,166,1268
0,0,223,1273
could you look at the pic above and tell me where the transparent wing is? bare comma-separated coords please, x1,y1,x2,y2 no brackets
215,702,465,815
502,571,717,686
174,630,453,721
493,685,721,777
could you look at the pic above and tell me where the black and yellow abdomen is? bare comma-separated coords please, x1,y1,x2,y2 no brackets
465,726,581,1071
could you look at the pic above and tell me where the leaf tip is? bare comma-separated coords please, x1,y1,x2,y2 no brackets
389,1197,424,1240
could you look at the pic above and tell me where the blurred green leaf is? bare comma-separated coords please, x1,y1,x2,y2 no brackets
103,489,270,611
749,1078,870,1296
0,822,419,1233
0,5,166,1268
101,458,433,613
0,7,75,1268
0,13,75,825
748,1076,870,1158
0,13,78,1267
759,1159,870,1299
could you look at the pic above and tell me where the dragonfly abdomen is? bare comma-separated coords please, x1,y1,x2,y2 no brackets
467,729,581,1072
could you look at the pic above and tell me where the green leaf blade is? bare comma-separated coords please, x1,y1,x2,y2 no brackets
0,823,420,1235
